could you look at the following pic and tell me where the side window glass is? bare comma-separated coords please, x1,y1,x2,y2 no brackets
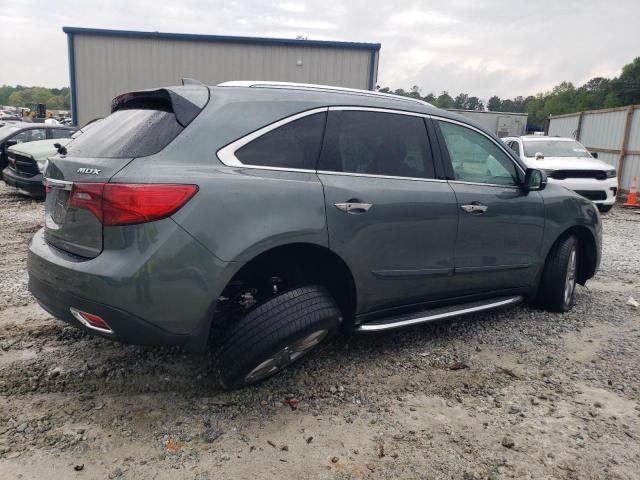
234,112,326,169
438,121,518,186
50,129,75,139
13,129,46,143
510,141,520,156
319,111,435,178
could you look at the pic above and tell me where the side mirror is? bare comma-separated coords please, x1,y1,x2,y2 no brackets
53,143,61,149
591,152,598,159
524,168,547,192
534,152,544,160
6,139,17,147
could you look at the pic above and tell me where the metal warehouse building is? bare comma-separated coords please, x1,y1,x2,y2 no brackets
63,26,381,126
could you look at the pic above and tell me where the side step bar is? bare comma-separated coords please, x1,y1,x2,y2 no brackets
356,296,523,332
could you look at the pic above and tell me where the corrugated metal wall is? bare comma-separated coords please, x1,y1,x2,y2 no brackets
548,106,640,191
72,34,377,126
547,115,579,137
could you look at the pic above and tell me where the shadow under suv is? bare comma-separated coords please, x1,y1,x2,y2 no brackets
28,81,601,389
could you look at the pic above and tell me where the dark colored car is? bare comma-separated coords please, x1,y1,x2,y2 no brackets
0,122,76,180
3,121,99,197
3,138,73,197
27,81,601,389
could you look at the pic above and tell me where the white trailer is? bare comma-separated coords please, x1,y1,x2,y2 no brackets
446,109,528,137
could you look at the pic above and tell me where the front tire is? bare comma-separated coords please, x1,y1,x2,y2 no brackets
217,286,341,390
597,204,613,213
535,235,578,312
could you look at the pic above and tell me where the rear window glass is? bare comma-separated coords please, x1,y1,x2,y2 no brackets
65,109,183,158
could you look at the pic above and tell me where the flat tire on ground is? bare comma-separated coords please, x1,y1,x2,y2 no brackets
217,286,341,389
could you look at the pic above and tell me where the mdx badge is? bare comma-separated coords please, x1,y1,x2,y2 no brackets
77,167,102,175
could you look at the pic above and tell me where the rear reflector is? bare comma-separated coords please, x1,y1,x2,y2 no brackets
70,308,114,334
67,183,198,226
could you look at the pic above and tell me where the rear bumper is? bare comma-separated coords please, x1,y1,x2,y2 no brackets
29,273,188,346
1,167,45,197
27,223,236,352
549,177,617,205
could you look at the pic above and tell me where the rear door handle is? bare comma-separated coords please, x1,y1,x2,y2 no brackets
334,202,373,214
461,203,488,214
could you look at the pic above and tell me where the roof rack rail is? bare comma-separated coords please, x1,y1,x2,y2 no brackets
182,78,207,87
217,81,432,107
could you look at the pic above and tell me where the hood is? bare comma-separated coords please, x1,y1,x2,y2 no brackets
523,156,614,171
8,138,72,160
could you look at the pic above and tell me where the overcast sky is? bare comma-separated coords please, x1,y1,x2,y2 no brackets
1,0,638,99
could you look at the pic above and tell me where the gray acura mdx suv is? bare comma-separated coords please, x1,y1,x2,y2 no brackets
28,81,601,389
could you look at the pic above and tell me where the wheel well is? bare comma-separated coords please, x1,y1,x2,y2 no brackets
556,226,598,285
218,243,357,327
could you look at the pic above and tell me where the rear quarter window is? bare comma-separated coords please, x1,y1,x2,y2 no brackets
65,109,183,158
234,112,326,170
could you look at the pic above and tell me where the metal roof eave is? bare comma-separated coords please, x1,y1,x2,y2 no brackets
62,26,381,51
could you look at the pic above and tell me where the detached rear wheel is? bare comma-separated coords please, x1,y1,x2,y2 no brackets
536,235,578,312
217,286,341,390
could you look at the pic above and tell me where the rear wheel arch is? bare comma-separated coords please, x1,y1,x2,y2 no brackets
214,242,357,329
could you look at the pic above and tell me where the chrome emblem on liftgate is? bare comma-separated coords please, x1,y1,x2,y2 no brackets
77,167,102,175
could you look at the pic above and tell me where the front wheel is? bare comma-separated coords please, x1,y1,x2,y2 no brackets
535,235,578,312
216,286,341,390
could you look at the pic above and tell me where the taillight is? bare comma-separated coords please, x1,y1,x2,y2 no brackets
67,183,198,225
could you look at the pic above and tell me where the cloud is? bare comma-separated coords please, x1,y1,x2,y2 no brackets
1,0,639,101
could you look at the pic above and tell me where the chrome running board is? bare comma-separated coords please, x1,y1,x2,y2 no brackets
356,296,523,332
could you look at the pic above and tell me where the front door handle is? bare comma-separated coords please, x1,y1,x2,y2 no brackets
335,201,373,214
461,202,488,214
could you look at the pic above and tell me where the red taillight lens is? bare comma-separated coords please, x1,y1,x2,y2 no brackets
68,183,198,226
68,183,105,221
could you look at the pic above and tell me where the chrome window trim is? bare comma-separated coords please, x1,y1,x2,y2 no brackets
447,180,521,190
317,170,447,183
429,115,526,176
328,106,427,117
216,106,524,185
227,165,316,174
217,106,439,179
216,107,328,168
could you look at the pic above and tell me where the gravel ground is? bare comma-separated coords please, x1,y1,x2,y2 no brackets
1,181,639,479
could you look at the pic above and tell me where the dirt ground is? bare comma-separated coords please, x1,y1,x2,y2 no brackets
1,181,639,479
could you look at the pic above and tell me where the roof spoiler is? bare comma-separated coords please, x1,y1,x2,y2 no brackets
111,82,210,127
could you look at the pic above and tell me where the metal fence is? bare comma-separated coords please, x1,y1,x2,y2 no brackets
547,105,640,191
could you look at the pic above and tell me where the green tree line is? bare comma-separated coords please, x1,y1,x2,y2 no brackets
379,57,640,127
0,85,71,111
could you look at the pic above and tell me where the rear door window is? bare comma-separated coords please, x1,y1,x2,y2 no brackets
234,112,326,170
318,111,435,179
64,109,183,158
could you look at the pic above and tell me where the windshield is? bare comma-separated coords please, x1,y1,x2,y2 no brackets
524,140,591,158
0,125,20,141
